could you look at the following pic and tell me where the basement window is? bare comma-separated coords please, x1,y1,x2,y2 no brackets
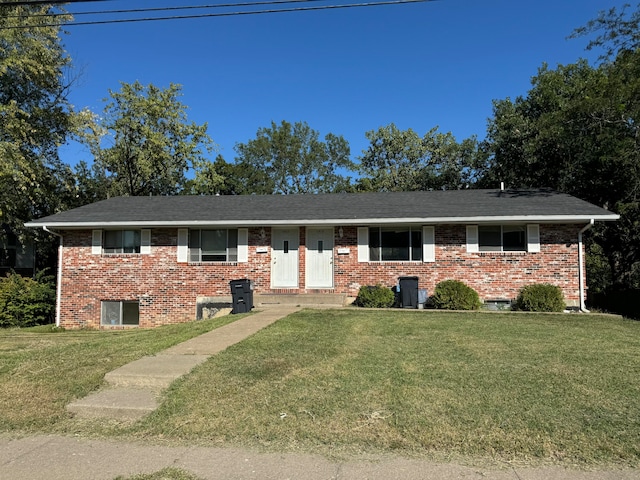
101,301,139,326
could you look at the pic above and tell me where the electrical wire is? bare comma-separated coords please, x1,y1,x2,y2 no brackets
4,0,328,18
3,0,433,28
0,0,111,5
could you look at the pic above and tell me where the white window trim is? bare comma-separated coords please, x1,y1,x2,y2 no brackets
527,224,540,253
140,229,151,254
466,225,479,253
177,229,188,262
92,229,102,255
357,227,369,262
237,228,248,263
422,226,435,263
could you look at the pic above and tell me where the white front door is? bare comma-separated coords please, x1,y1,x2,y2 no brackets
272,228,299,288
306,228,334,289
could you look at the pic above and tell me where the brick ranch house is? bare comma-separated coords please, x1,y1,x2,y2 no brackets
26,189,618,329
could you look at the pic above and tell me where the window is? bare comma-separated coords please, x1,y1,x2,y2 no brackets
103,230,141,254
101,301,139,326
478,225,527,252
368,227,422,261
189,229,238,262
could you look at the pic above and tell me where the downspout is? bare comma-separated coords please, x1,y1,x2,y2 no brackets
578,220,595,313
43,226,63,327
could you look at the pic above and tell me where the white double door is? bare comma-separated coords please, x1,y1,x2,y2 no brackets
271,227,333,289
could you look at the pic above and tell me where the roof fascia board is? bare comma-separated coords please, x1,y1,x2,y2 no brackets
25,214,619,229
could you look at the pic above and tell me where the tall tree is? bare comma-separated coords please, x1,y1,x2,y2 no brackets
91,81,214,197
480,55,640,290
234,120,354,194
0,2,91,269
358,124,480,192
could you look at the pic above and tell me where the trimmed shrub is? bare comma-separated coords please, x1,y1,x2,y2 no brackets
514,283,565,312
354,284,395,308
0,271,55,328
432,279,481,310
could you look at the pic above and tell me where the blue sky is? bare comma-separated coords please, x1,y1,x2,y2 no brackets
59,0,628,166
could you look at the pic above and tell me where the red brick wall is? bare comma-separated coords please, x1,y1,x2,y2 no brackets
334,225,583,304
58,224,584,328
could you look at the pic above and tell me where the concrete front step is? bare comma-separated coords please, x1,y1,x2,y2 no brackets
66,308,302,421
66,387,159,421
104,354,209,389
254,293,348,307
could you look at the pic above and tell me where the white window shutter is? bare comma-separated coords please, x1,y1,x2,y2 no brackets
237,228,248,262
92,229,102,255
177,229,188,263
422,226,435,262
140,229,151,254
357,227,369,262
527,224,540,253
466,225,479,253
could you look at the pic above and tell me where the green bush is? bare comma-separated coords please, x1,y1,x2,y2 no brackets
0,271,55,328
432,279,481,310
514,283,565,312
354,284,395,308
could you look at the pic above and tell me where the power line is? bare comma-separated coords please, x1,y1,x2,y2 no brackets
0,0,111,5
5,0,328,18
3,0,434,28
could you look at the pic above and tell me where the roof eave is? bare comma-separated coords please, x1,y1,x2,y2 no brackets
24,214,620,229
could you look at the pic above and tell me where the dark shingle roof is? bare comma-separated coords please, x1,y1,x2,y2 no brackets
25,189,618,228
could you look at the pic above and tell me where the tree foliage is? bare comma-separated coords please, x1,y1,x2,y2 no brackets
0,3,93,269
0,270,55,327
91,81,214,197
481,12,640,290
233,120,354,194
571,2,640,61
358,124,480,192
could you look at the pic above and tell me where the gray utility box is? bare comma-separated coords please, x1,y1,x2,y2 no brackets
230,279,254,314
399,276,419,309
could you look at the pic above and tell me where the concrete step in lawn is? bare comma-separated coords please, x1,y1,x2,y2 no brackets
66,306,301,421
66,387,161,421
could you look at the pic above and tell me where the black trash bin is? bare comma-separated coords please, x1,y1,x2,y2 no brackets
399,276,419,309
230,279,254,314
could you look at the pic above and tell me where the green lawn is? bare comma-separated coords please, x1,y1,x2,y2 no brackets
135,310,640,465
2,309,640,467
0,315,238,430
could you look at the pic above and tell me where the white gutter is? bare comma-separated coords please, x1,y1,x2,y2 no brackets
578,220,595,313
43,226,63,327
25,214,620,229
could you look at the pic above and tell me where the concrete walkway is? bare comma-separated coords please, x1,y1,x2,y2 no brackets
2,434,639,480
67,307,301,420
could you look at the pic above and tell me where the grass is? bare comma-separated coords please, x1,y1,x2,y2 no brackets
0,314,238,431
133,310,640,466
114,468,204,480
2,309,640,467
